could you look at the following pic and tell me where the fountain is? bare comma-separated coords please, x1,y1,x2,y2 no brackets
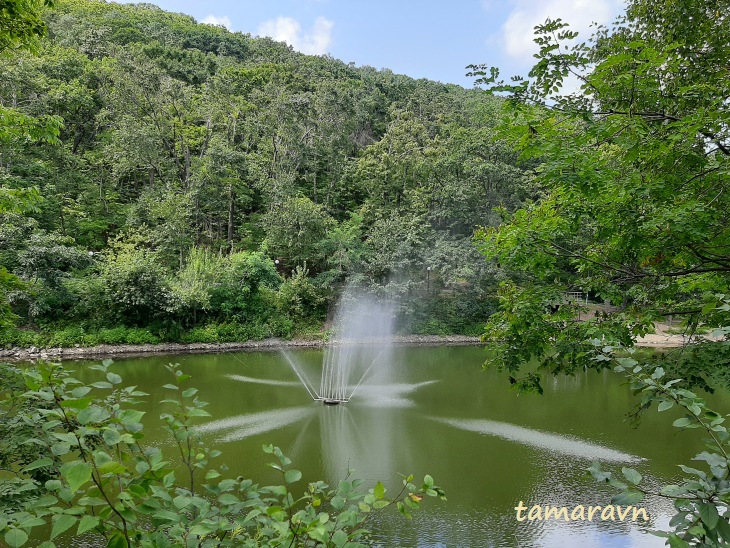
278,288,396,404
316,290,396,404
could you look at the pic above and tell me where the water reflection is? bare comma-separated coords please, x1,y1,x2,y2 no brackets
96,345,720,547
431,417,643,463
198,406,313,442
226,374,304,388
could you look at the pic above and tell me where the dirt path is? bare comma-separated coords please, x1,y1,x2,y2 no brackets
634,322,721,348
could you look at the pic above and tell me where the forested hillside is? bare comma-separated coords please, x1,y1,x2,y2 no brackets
0,0,529,346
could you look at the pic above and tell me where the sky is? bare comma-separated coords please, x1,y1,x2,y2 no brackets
115,0,626,88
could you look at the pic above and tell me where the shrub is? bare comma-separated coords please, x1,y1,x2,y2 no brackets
122,327,160,345
277,266,326,322
209,251,282,322
44,325,86,347
0,327,41,348
0,361,445,547
99,246,174,326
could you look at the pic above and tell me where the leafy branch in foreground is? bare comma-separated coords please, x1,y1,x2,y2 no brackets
0,361,444,547
587,342,730,547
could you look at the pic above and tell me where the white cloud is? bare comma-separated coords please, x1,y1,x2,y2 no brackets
496,0,623,62
201,15,233,30
258,16,333,55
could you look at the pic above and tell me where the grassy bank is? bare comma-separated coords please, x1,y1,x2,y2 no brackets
1,318,484,350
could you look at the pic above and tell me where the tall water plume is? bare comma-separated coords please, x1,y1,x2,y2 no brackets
318,288,396,403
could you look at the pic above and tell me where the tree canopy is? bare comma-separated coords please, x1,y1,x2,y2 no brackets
470,0,730,543
469,0,730,391
0,0,530,345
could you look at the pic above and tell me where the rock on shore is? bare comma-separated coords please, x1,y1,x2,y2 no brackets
0,335,482,362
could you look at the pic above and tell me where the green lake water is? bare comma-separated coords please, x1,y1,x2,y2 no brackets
64,345,730,547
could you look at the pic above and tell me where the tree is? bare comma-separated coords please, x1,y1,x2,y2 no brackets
263,196,334,270
0,0,60,329
0,0,53,53
470,0,730,543
469,0,730,389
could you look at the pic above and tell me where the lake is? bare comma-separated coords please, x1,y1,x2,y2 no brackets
66,345,728,547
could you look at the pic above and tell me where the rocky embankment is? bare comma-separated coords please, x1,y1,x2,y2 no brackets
1,328,717,362
0,335,482,362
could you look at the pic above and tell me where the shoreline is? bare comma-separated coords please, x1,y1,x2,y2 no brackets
0,335,483,362
0,332,707,362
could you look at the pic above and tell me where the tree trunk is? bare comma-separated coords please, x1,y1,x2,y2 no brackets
227,184,235,243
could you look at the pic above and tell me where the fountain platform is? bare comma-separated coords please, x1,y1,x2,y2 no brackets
320,398,347,405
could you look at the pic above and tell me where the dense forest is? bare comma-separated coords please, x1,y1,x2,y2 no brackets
0,0,530,347
3,0,730,546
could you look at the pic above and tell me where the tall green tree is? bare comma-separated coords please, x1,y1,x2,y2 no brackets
471,0,730,544
0,0,61,329
0,0,53,53
470,0,730,388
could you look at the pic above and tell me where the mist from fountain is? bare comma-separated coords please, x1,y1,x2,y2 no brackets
317,291,396,403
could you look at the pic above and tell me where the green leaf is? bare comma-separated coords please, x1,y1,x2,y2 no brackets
621,467,642,485
715,515,730,542
106,372,122,385
373,481,386,499
51,515,77,540
118,409,145,425
698,502,719,529
667,534,691,548
60,397,93,410
77,405,110,425
308,526,328,543
189,522,218,536
657,400,674,412
23,457,53,472
218,494,240,505
5,529,29,548
102,428,122,445
106,531,129,548
284,469,302,484
77,515,100,535
173,495,192,509
61,461,92,494
332,530,348,547
18,517,46,529
611,490,643,506
162,472,175,488
71,386,92,398
152,510,180,522
135,461,150,475
97,461,127,475
661,484,689,497
185,408,211,417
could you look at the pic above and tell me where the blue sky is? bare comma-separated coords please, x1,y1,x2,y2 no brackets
115,0,625,88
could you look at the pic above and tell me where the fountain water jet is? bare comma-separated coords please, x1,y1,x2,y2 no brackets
317,290,396,403
284,287,397,404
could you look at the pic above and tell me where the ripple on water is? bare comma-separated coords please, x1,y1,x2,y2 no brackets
198,406,312,442
430,417,643,463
